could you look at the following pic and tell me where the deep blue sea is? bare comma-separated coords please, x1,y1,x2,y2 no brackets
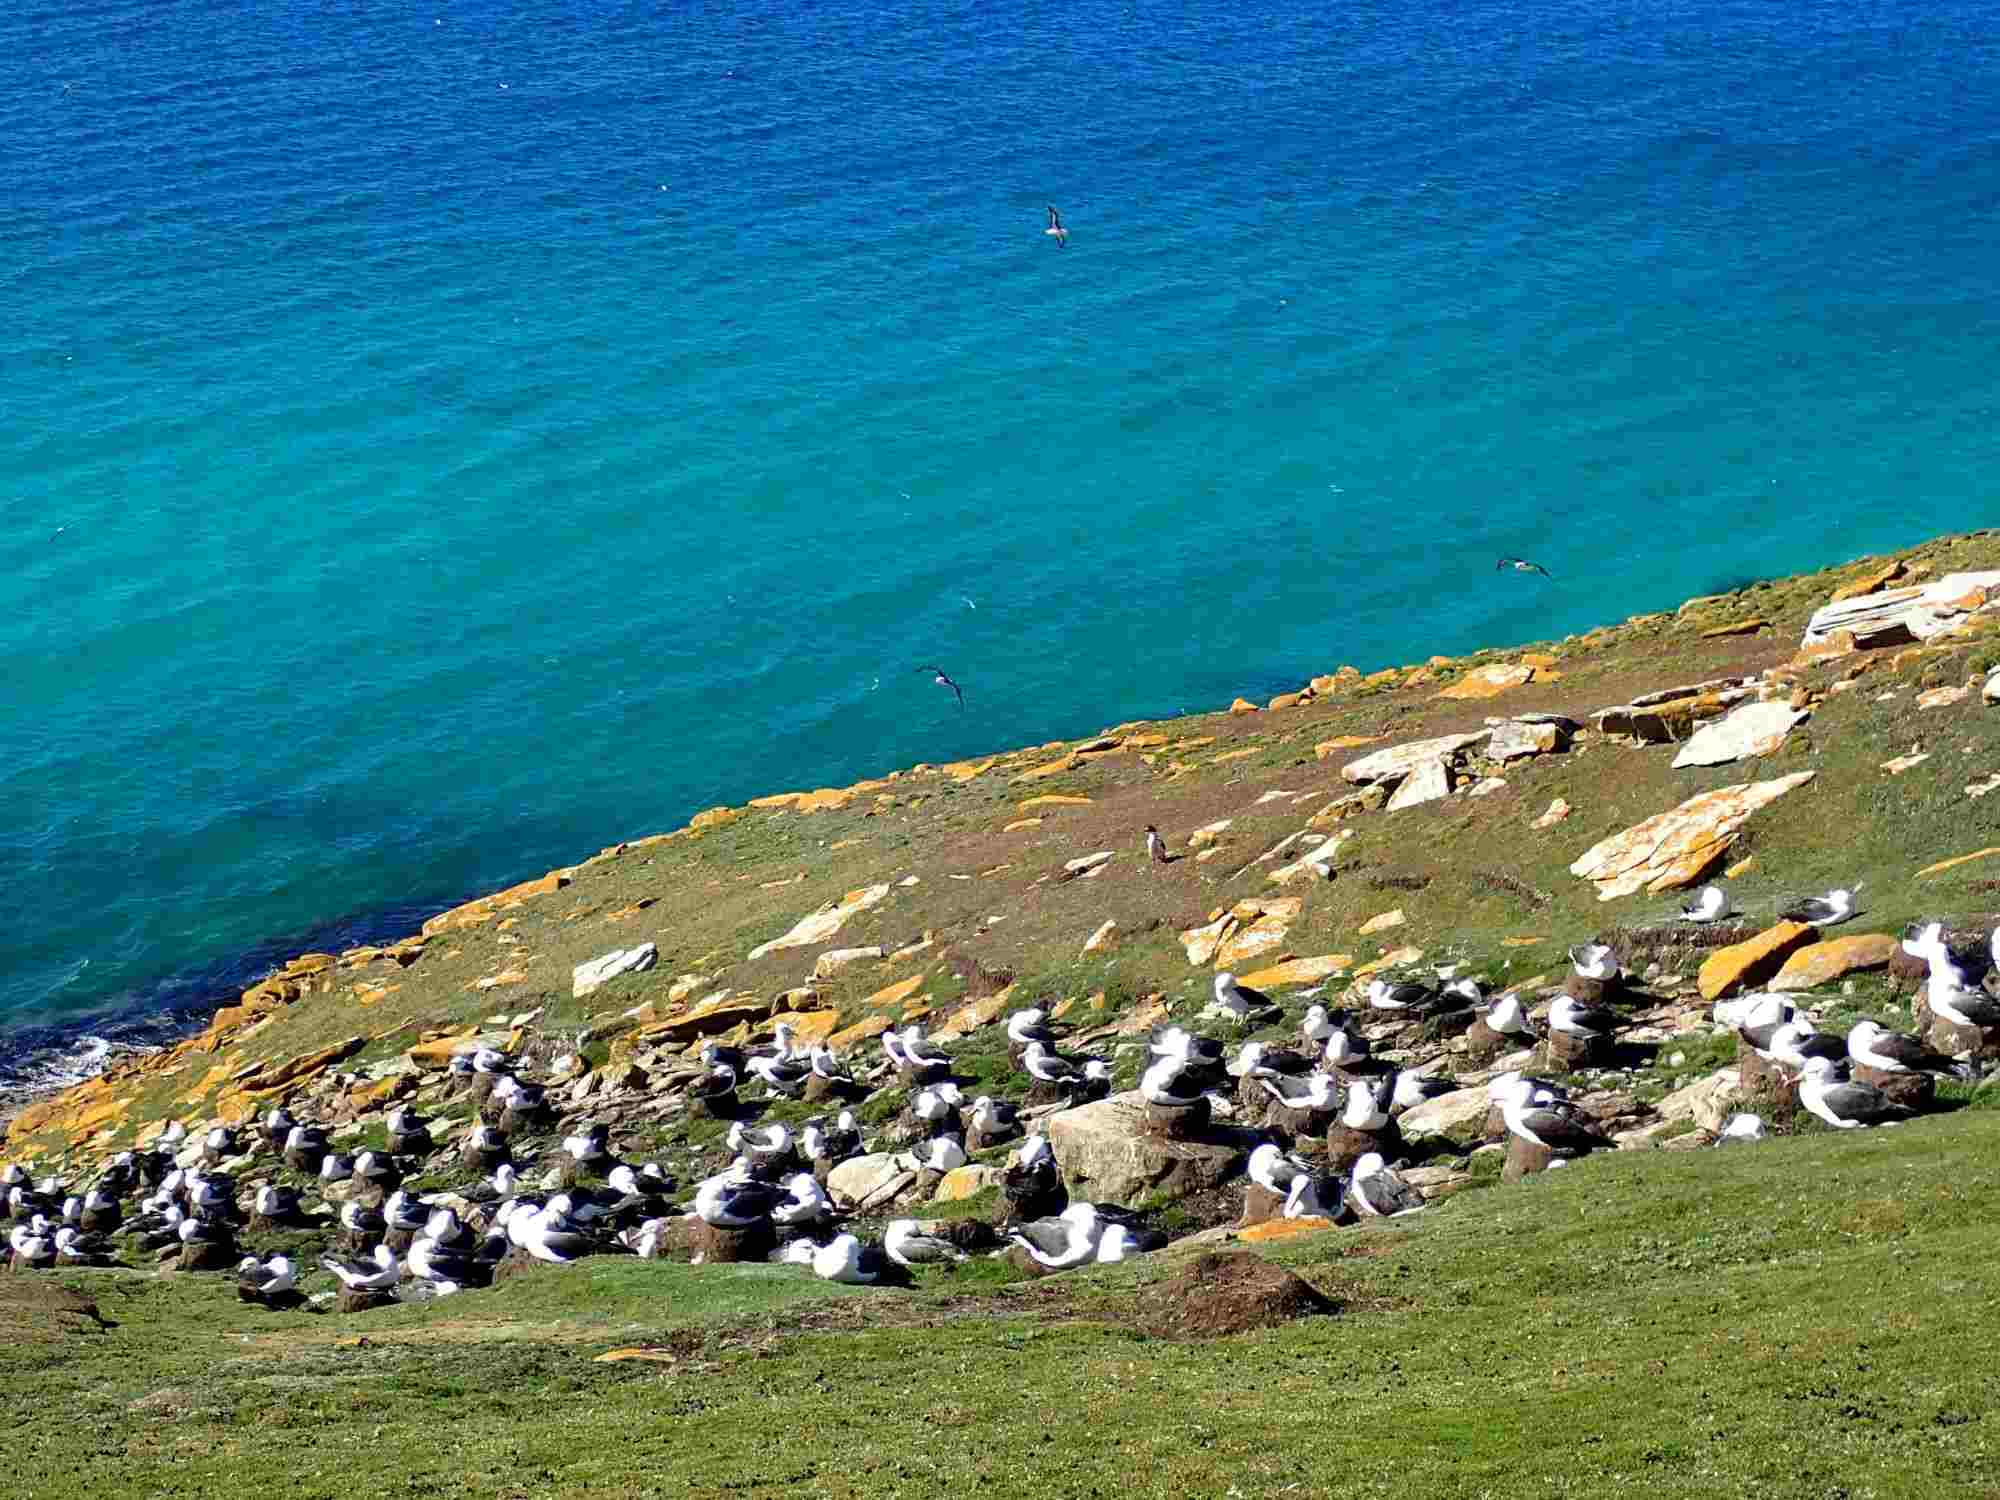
4,0,1999,1084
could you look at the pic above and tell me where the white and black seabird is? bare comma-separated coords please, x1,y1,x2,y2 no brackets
883,1219,968,1268
1680,884,1733,924
1798,1056,1911,1129
1044,204,1068,248
916,664,965,710
1346,1152,1424,1218
1208,971,1275,1022
1145,825,1168,864
1496,556,1553,578
1780,888,1860,926
1846,1019,1958,1076
1008,1203,1103,1270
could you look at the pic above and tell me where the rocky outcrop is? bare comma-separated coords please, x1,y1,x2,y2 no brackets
572,943,657,999
1436,663,1535,700
748,883,891,961
1697,922,1817,1001
1592,679,1756,743
1181,898,1302,968
1769,933,1898,992
1801,570,2000,650
826,1154,919,1211
1670,703,1807,769
1045,1091,1251,1205
1384,758,1453,811
1397,1087,1491,1146
1569,772,1816,900
1341,732,1491,788
1488,716,1574,762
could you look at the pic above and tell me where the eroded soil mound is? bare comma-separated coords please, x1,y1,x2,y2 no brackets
1141,1252,1340,1339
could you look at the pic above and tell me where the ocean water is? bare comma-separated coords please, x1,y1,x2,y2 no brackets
4,0,2000,1082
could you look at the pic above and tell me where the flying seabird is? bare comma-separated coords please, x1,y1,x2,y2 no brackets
1798,1057,1911,1129
1347,1152,1424,1218
1846,1019,1959,1076
1780,888,1860,926
1496,556,1553,578
1044,204,1068,248
884,1219,968,1267
917,665,964,709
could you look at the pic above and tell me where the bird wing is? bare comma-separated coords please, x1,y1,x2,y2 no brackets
1821,1081,1901,1120
1869,1031,1950,1071
1531,562,1552,577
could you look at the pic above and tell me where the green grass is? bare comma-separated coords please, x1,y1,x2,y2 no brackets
12,1111,2000,1497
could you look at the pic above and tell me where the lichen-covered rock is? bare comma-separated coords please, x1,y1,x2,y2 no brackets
1397,1087,1491,1146
1801,570,2000,649
1436,663,1535,700
748,883,892,961
1569,773,1816,900
572,942,657,999
1670,702,1807,769
1045,1092,1251,1205
1342,732,1491,787
1698,922,1818,1001
1769,934,1899,992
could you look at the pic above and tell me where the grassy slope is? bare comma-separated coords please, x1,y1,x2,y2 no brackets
10,1111,2000,1498
6,532,2000,1496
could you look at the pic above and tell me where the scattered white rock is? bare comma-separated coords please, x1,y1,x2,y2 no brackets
1670,701,1806,769
572,943,658,999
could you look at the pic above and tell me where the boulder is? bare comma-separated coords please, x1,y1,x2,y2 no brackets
572,943,657,1000
1670,702,1807,769
1801,570,2000,649
1396,1086,1492,1146
1045,1092,1252,1205
1487,719,1571,762
1325,1120,1402,1174
825,1154,918,1211
748,883,892,961
684,1219,775,1264
1502,1137,1560,1184
1541,1029,1611,1072
1698,922,1818,1001
1769,934,1899,992
1436,663,1535,700
813,947,884,978
1593,682,1757,743
1341,731,1492,787
1927,1017,2000,1061
336,1286,398,1315
931,1165,997,1203
1570,773,1816,900
1141,1098,1211,1141
1385,759,1453,811
1656,1068,1741,1133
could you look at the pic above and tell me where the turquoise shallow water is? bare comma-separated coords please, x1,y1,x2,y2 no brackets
4,0,2000,1079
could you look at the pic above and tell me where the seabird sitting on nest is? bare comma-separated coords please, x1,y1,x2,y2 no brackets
1732,993,1797,1055
1322,1019,1370,1069
234,1254,297,1304
1339,1075,1392,1131
1569,944,1619,983
749,1051,812,1097
694,1172,785,1229
1095,1221,1167,1262
1247,1142,1317,1195
772,1172,829,1228
1680,885,1733,923
9,1218,56,1268
1365,978,1437,1013
884,1219,968,1267
900,1026,953,1073
1006,1007,1058,1048
1258,1070,1338,1113
823,1110,865,1162
563,1124,614,1165
1495,1075,1606,1152
1846,1019,1960,1076
263,1106,298,1153
1347,1153,1424,1218
1283,1173,1337,1220
1475,991,1538,1039
1391,1069,1457,1111
1798,1057,1911,1129
1299,1005,1336,1047
808,1046,853,1084
968,1095,1021,1143
909,1134,969,1173
322,1245,400,1292
1230,1040,1312,1079
55,1226,118,1267
1780,888,1860,926
1140,1055,1210,1107
1149,1026,1227,1068
1549,994,1621,1043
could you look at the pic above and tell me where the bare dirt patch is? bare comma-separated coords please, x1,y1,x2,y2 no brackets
1138,1251,1340,1339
